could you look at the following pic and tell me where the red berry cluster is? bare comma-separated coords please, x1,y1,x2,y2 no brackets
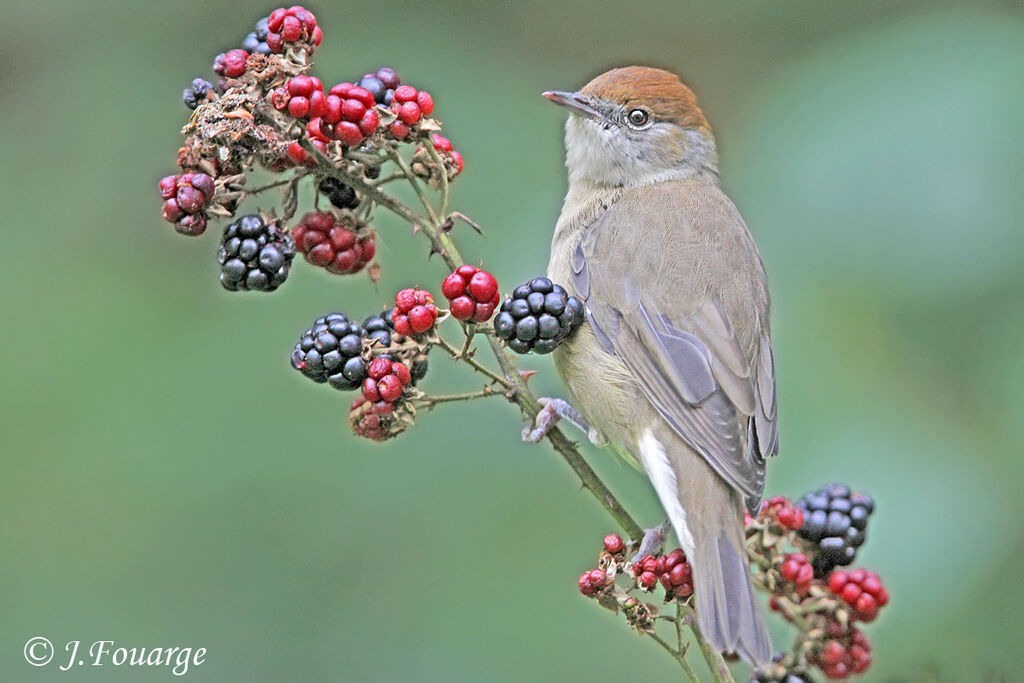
631,549,694,599
291,211,375,274
361,357,412,405
441,266,500,322
828,569,888,622
321,82,381,146
429,134,464,176
813,623,872,679
265,6,322,53
386,85,434,140
392,289,438,336
213,49,249,79
577,568,610,597
272,75,326,119
349,395,405,442
602,534,625,555
158,172,214,235
779,552,814,595
764,495,805,530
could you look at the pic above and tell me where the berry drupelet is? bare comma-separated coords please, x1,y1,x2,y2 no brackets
183,78,214,110
241,16,272,55
796,483,874,576
217,215,295,292
441,266,500,322
493,278,585,354
317,176,360,210
291,211,375,274
290,313,367,390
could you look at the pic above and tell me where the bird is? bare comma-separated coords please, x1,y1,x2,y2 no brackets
533,66,778,665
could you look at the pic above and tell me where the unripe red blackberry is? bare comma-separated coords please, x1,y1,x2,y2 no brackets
441,266,500,323
811,626,871,679
797,483,874,576
577,568,608,597
827,568,888,622
760,495,805,531
218,215,295,292
494,278,585,354
779,552,814,595
392,289,438,336
290,313,367,390
602,533,624,555
349,395,412,441
273,75,327,120
292,211,375,275
213,49,248,78
265,6,322,54
361,357,412,404
158,172,214,235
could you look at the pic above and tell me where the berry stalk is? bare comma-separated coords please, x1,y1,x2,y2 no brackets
298,136,646,543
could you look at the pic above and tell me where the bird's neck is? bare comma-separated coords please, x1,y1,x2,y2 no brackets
565,128,720,197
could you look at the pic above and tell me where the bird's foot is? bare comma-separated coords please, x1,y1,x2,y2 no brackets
521,398,604,444
627,522,667,565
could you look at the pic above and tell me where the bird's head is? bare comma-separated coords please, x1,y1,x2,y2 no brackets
544,66,718,189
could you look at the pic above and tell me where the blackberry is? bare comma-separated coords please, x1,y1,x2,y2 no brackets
493,278,585,354
357,74,387,105
241,16,272,54
290,313,368,390
183,78,214,109
796,483,874,576
217,215,295,292
318,176,359,210
361,314,393,348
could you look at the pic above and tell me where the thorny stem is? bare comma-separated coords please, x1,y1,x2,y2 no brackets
299,137,737,680
435,336,511,389
683,604,736,683
413,388,501,410
647,631,701,683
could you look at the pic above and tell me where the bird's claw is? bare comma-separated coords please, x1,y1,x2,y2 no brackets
627,523,667,566
522,397,602,444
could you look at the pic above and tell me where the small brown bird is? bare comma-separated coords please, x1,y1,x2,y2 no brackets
533,66,778,664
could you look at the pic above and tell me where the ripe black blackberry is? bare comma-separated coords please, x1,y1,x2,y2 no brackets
362,314,393,348
317,176,360,210
183,78,214,109
241,16,272,54
290,314,368,390
493,278,585,354
796,483,874,576
753,668,816,683
217,215,295,292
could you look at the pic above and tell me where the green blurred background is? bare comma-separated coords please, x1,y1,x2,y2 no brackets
2,0,1022,680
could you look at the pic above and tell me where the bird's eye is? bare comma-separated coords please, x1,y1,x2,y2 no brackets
625,108,651,129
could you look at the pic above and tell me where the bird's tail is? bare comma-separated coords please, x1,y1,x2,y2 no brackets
690,509,773,665
639,428,772,665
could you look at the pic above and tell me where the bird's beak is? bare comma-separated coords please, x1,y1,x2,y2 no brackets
543,91,603,122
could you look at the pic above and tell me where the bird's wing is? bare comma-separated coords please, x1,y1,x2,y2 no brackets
570,184,777,511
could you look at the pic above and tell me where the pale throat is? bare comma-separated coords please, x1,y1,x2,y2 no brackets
563,118,720,198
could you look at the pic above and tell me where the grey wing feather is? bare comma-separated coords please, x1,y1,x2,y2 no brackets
575,212,777,512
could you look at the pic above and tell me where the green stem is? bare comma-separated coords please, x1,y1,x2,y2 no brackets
683,604,736,683
646,632,701,683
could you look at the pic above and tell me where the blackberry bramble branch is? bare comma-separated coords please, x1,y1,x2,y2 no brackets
156,7,888,681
